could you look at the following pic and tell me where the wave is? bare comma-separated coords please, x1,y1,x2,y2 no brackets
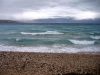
0,44,100,53
90,36,100,39
7,38,73,46
15,38,34,42
90,32,94,34
89,32,100,35
7,38,44,43
21,31,63,35
0,31,16,34
69,39,95,45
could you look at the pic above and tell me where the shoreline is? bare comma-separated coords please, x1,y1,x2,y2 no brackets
0,51,100,54
0,52,100,75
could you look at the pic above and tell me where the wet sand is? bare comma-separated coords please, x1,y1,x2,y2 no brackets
0,52,100,75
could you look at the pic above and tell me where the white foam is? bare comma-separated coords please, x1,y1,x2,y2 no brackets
90,32,94,34
0,44,100,53
90,32,100,34
91,36,100,39
69,40,95,45
16,38,21,41
21,31,63,35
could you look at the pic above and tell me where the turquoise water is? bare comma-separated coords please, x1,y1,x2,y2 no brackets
0,23,100,53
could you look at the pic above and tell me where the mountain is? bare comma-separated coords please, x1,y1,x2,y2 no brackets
0,20,21,23
0,18,100,24
31,18,100,23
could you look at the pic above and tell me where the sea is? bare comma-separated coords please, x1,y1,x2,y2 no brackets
0,23,100,53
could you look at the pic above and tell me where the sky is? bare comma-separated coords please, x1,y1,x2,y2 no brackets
0,0,100,23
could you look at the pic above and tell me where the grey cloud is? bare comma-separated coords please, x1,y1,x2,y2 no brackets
0,0,100,20
1,0,99,12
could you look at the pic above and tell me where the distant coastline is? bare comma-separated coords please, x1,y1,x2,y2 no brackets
0,20,21,24
0,20,100,24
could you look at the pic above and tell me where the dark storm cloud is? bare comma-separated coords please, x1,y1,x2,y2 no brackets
0,0,100,20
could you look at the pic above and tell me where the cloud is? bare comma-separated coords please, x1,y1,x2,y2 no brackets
0,0,100,21
12,7,99,20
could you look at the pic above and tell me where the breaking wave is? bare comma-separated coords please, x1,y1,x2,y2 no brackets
69,40,95,45
20,31,63,35
0,44,100,53
90,36,100,39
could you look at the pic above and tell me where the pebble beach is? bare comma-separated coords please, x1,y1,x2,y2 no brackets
0,52,100,75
